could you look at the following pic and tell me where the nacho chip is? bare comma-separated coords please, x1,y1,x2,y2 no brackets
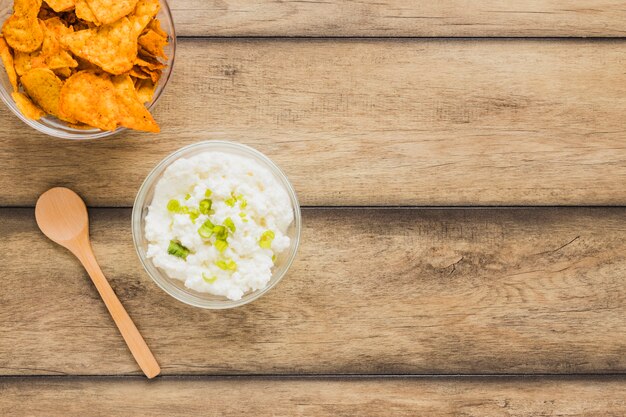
134,53,161,83
128,15,149,35
138,29,166,59
129,66,149,79
2,0,44,52
59,71,120,130
112,74,158,132
20,68,68,119
74,55,98,71
31,18,78,70
2,15,44,52
134,77,155,104
128,0,159,33
85,0,138,25
133,58,160,83
147,18,166,38
45,0,76,12
74,0,99,24
12,91,45,120
134,0,159,18
147,67,160,83
135,54,163,71
61,17,138,74
53,66,72,78
13,50,33,76
0,37,18,91
11,19,78,75
14,0,43,16
44,16,73,37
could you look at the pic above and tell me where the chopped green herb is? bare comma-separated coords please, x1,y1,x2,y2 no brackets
168,199,198,220
259,230,275,249
239,198,248,209
167,240,190,260
272,255,276,263
199,199,213,215
204,189,212,198
167,199,182,213
224,217,236,233
225,191,243,207
198,219,215,239
238,212,246,218
184,193,191,201
202,273,217,284
188,209,200,222
214,239,228,253
213,225,228,241
216,259,237,271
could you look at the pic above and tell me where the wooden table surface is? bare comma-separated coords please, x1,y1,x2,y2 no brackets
2,1,626,415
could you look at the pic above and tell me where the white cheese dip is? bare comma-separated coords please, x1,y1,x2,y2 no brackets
144,151,293,301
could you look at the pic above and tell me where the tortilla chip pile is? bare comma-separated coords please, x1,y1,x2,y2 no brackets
0,0,168,132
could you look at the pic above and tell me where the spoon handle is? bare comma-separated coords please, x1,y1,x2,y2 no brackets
76,245,161,379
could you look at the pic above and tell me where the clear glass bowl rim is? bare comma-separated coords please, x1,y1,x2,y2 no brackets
131,140,302,309
0,0,176,140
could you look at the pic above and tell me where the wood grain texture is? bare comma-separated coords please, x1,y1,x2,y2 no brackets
1,208,625,376
3,40,626,207
1,376,626,416
167,1,626,37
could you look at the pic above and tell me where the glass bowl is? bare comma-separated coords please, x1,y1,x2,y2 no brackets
0,0,176,139
132,141,302,309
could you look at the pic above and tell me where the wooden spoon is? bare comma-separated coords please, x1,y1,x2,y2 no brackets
35,187,160,379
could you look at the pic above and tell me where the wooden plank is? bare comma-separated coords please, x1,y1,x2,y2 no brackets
1,376,625,416
1,208,625,376
2,40,626,207
167,1,626,37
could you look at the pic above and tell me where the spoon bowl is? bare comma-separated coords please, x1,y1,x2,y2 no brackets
36,188,89,247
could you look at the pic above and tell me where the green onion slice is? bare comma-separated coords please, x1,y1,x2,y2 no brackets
259,230,275,249
198,219,215,239
188,209,200,222
216,259,237,271
167,199,182,213
202,273,217,284
199,199,213,215
214,239,228,253
167,240,190,260
213,225,228,241
224,217,236,233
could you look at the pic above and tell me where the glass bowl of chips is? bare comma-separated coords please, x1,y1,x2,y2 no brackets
0,0,176,139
